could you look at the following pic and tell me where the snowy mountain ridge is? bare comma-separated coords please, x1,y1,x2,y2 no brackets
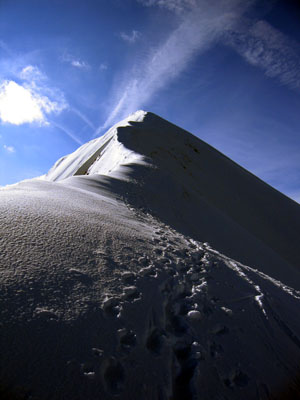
1,111,300,400
44,110,148,182
44,110,300,289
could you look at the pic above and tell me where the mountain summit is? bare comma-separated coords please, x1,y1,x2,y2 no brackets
1,111,300,400
46,110,300,288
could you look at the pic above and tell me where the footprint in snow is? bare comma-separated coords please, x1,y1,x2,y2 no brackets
187,310,202,321
81,363,96,379
146,328,166,356
92,347,104,358
211,324,229,335
122,286,140,301
68,268,93,284
187,271,201,282
138,256,149,266
220,306,233,316
102,297,121,317
121,271,136,284
210,342,224,358
103,357,125,395
152,237,160,244
122,246,133,253
118,328,137,351
34,308,59,321
140,265,157,277
224,368,249,388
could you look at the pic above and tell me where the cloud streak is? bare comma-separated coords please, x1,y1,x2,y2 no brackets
3,144,15,153
61,53,90,70
0,40,13,56
225,20,300,90
138,0,198,13
101,0,252,130
99,63,108,71
98,0,300,134
50,121,83,145
120,30,141,44
71,60,90,69
69,107,96,131
20,65,46,82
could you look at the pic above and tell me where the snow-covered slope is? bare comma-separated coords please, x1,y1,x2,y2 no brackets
45,110,300,288
1,111,300,400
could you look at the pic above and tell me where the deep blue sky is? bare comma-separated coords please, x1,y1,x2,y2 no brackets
0,0,300,202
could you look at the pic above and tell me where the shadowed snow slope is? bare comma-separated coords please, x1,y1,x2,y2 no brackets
1,111,300,400
46,110,300,288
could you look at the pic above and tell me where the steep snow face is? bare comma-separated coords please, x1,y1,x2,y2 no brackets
45,110,148,182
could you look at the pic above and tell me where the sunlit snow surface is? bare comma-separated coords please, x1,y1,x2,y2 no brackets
44,110,148,182
1,111,300,399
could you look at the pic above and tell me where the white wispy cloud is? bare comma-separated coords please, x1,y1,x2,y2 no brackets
20,65,46,82
3,144,15,153
138,0,197,13
71,60,90,69
61,53,90,69
99,0,300,133
101,0,252,131
120,30,141,44
99,63,108,71
224,20,300,90
50,121,83,145
0,40,7,50
0,40,12,56
69,107,96,131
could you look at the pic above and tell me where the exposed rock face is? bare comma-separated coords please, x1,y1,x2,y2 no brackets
1,111,300,399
